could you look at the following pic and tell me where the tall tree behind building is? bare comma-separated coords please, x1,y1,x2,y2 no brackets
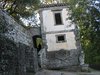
65,0,100,65
0,0,40,24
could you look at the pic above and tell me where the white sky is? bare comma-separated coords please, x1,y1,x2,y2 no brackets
20,12,40,26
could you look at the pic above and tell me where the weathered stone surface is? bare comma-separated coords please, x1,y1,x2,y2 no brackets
35,70,100,75
40,49,81,71
0,9,40,75
0,9,40,47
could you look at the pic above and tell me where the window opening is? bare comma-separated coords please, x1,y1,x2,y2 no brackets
56,35,66,43
54,13,62,25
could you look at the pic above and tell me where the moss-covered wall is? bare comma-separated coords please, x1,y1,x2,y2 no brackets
0,35,18,75
0,35,35,75
0,9,39,75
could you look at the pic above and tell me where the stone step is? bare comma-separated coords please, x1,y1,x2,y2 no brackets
35,70,100,75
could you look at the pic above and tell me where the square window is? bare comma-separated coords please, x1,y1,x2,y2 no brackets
54,13,62,25
56,35,66,43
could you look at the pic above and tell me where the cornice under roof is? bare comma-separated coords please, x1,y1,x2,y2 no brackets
40,3,69,8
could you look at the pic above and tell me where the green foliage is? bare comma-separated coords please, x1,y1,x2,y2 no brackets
67,0,100,64
94,56,100,64
0,0,40,22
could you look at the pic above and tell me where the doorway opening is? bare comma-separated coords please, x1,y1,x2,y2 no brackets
32,35,42,68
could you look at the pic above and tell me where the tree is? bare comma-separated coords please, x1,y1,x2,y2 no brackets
0,0,40,25
66,0,100,65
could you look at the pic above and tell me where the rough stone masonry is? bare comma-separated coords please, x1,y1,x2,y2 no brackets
0,9,40,75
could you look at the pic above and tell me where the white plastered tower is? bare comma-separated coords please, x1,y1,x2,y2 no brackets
39,3,82,70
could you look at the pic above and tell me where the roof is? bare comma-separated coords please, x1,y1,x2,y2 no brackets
40,3,69,8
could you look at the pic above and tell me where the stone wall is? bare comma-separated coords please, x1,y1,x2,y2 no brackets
0,11,32,46
0,9,40,47
40,49,81,71
0,9,40,75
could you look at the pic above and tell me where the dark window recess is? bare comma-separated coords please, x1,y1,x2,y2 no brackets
56,35,66,43
55,13,62,25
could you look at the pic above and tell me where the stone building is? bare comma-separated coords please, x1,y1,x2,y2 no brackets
39,3,82,71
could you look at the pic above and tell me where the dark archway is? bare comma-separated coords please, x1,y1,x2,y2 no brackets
32,35,42,53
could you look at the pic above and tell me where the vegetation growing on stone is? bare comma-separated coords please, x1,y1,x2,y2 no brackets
0,34,34,74
0,12,34,74
0,34,18,74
